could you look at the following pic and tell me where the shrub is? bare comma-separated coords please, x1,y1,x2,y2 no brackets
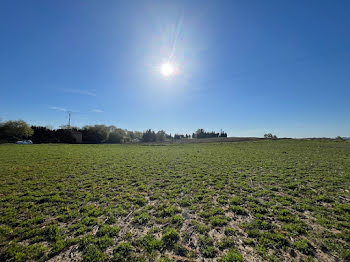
132,213,149,225
43,224,61,242
5,243,49,261
105,216,116,224
97,225,120,237
210,215,229,226
220,249,245,262
247,229,260,238
51,239,66,255
133,196,147,206
83,244,108,262
202,245,217,258
231,206,248,216
217,237,235,250
161,228,180,247
139,234,163,253
114,242,132,256
229,197,242,205
293,239,314,255
192,221,210,234
224,227,236,236
113,242,133,261
170,215,184,227
199,235,217,258
282,222,308,235
258,231,288,249
159,205,179,217
178,198,192,207
96,235,113,249
82,216,98,226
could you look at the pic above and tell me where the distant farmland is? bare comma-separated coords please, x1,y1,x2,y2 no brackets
0,140,349,261
144,137,263,144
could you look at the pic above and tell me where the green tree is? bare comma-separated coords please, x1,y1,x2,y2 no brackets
0,120,33,142
142,129,156,142
107,126,126,143
156,130,166,142
264,133,277,139
82,125,109,143
335,136,344,141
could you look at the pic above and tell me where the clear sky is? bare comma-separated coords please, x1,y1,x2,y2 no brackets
1,0,349,138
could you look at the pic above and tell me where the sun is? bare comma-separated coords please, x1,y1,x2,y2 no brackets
160,63,174,76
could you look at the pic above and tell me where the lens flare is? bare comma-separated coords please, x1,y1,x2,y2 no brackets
160,63,174,76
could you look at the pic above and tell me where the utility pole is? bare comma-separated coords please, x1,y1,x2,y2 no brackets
68,111,71,129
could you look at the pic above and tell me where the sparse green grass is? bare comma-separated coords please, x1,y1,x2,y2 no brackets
0,140,349,261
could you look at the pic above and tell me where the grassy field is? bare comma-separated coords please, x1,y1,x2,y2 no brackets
0,140,349,262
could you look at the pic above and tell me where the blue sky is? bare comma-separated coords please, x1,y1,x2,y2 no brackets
1,0,349,137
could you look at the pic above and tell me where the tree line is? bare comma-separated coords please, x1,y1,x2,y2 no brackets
0,120,229,144
192,128,227,139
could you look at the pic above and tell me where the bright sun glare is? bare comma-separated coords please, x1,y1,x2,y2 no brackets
160,63,174,76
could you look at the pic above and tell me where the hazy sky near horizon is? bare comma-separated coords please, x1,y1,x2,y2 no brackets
1,0,349,137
